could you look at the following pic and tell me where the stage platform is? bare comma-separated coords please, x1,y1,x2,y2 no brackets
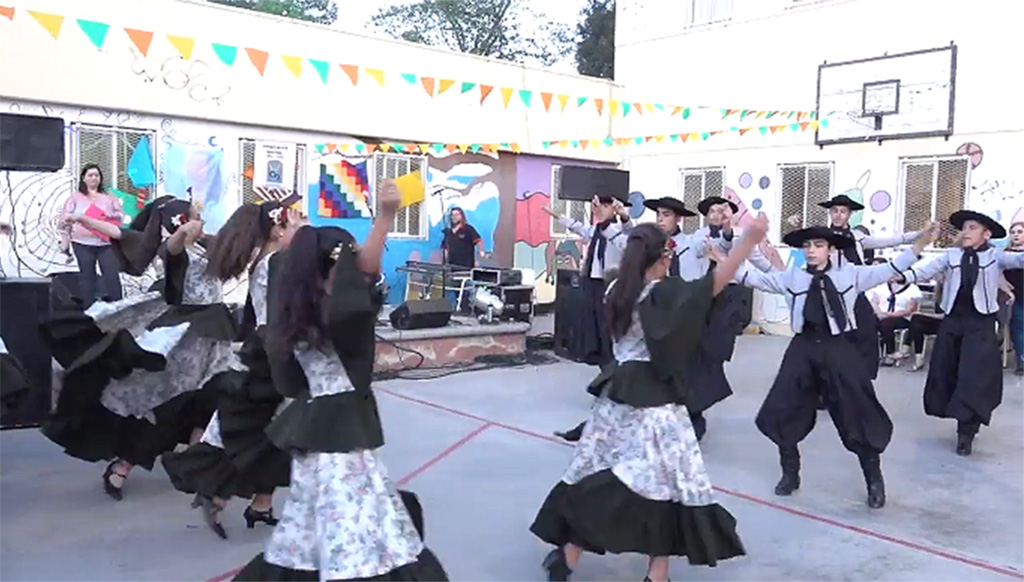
374,307,531,372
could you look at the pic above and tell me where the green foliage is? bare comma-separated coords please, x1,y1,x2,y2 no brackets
575,0,614,79
207,0,338,25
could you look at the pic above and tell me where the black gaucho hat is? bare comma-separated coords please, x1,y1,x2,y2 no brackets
643,197,696,217
949,210,1006,239
697,196,739,216
819,194,865,211
782,225,856,250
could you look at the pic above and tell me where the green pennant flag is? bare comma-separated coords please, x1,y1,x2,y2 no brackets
621,102,632,116
308,58,330,84
500,142,510,149
393,144,406,153
810,111,818,120
355,144,365,154
432,143,445,153
571,140,580,148
767,111,777,118
460,82,476,93
759,126,769,136
76,19,110,50
655,104,665,112
315,143,326,154
577,96,588,107
669,134,679,142
633,137,643,145
469,144,482,153
720,109,728,118
518,90,532,107
701,132,710,141
603,137,614,146
682,107,691,119
787,111,796,119
821,119,830,128
211,43,237,66
790,123,800,131
542,141,551,149
401,73,417,84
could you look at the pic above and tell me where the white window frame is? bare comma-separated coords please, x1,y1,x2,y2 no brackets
238,139,307,205
896,155,971,244
372,152,427,240
678,166,725,233
776,161,834,242
687,0,733,27
71,123,157,201
549,164,591,239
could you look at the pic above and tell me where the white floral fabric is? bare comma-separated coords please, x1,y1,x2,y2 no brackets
249,252,273,327
200,411,224,448
180,246,223,305
610,280,656,363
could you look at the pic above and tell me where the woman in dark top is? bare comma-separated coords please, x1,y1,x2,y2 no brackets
1006,221,1023,375
441,207,483,269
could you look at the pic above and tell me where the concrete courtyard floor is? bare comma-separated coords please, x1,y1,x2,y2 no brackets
2,334,1023,581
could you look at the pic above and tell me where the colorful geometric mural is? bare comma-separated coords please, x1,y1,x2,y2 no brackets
318,159,371,218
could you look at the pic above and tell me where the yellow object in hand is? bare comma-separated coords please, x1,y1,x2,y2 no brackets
393,170,426,209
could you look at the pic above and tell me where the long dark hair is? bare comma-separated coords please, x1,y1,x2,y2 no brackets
205,203,272,281
78,164,105,194
605,224,667,340
269,225,355,354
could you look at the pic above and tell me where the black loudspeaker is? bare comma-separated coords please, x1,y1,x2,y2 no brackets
0,278,53,428
389,299,452,331
553,269,584,360
559,166,629,203
0,113,66,172
497,285,533,323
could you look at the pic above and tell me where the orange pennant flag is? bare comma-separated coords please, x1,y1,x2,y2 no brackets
579,140,589,150
0,6,13,20
769,126,779,134
246,48,269,75
280,55,303,79
500,87,514,108
633,102,643,115
540,92,553,112
557,94,570,111
738,128,751,136
681,134,690,143
445,144,458,154
339,64,358,85
421,76,435,97
511,143,522,153
479,85,494,103
29,11,64,39
438,79,456,93
609,101,619,116
615,138,628,145
166,34,195,60
365,68,385,86
124,28,154,56
365,144,378,153
594,98,604,116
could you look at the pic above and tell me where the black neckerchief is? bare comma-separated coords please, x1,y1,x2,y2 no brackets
805,261,847,331
582,219,613,278
668,227,681,277
960,243,991,294
886,282,910,313
708,224,735,242
833,226,862,265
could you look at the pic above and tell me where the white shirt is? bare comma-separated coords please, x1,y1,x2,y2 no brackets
868,282,922,320
557,217,632,279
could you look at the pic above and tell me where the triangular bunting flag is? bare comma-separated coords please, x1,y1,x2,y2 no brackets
669,134,679,143
603,138,614,146
559,140,570,148
339,64,358,85
432,144,445,153
799,122,810,131
621,102,631,116
470,144,482,154
739,128,751,136
633,102,643,115
821,119,830,128
401,73,417,85
355,144,366,154
594,98,604,116
701,133,710,141
759,126,769,135
365,144,377,153
769,126,779,134
339,144,351,153
681,134,690,143
167,34,195,60
438,79,456,93
392,144,405,153
510,143,522,153
461,82,476,94
479,85,494,103
579,140,588,150
610,101,619,116
458,144,470,154
421,76,435,97
633,137,643,145
689,133,699,141
245,48,269,75
211,43,237,66
280,55,303,79
0,6,13,20
644,103,655,114
500,87,514,108
790,123,801,131
644,136,654,143
682,107,691,119
315,144,326,154
811,120,820,130
309,58,329,84
445,144,458,154
418,144,430,153
577,96,588,108
29,11,64,39
557,94,570,111
518,90,532,107
76,19,110,50
540,92,553,112
365,68,385,86
654,135,665,143
722,109,732,117
756,111,767,119
740,109,751,119
542,141,551,149
670,106,683,116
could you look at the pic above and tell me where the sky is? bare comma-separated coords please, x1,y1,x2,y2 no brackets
331,0,589,72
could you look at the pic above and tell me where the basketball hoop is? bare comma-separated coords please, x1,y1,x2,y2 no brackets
861,79,900,130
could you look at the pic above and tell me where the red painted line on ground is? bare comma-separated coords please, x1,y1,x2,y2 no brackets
204,421,492,582
376,387,1024,581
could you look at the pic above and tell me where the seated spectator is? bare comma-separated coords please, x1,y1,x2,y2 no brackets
868,275,922,366
905,273,945,371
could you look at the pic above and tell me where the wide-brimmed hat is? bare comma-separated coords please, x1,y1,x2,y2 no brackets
819,194,865,211
949,210,1006,239
782,225,856,249
696,196,739,216
642,197,696,217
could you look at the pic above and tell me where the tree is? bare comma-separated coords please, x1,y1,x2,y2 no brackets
207,0,338,25
370,0,573,67
575,0,614,79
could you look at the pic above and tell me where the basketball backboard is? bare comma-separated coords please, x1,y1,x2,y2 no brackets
816,45,957,145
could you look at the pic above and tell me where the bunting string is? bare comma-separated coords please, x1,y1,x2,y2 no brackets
541,119,831,150
4,5,826,121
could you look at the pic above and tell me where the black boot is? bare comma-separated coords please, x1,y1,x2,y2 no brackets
774,447,800,496
554,421,586,443
956,433,974,456
858,453,886,509
542,547,572,581
690,411,707,442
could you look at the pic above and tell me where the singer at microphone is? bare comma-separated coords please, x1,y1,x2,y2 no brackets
441,207,484,270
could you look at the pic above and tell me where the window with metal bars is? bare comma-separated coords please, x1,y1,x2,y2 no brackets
549,165,590,237
239,139,306,205
374,152,426,238
778,162,832,239
689,0,732,26
75,125,155,201
678,167,724,234
900,157,968,248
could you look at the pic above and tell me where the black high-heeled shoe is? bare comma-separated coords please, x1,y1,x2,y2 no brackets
102,460,127,501
196,495,228,539
542,547,572,581
243,505,279,529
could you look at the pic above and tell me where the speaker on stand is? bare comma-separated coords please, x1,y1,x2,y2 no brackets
553,269,585,361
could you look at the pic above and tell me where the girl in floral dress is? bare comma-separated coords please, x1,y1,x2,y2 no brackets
42,195,241,501
530,219,768,582
163,201,303,538
234,182,447,582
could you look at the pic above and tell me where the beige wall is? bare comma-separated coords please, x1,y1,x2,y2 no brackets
0,0,622,161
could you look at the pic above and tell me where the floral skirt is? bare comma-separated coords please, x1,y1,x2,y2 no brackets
530,396,746,565
234,449,447,581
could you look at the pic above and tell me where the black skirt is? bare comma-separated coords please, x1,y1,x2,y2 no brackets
924,313,1003,426
848,293,880,380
